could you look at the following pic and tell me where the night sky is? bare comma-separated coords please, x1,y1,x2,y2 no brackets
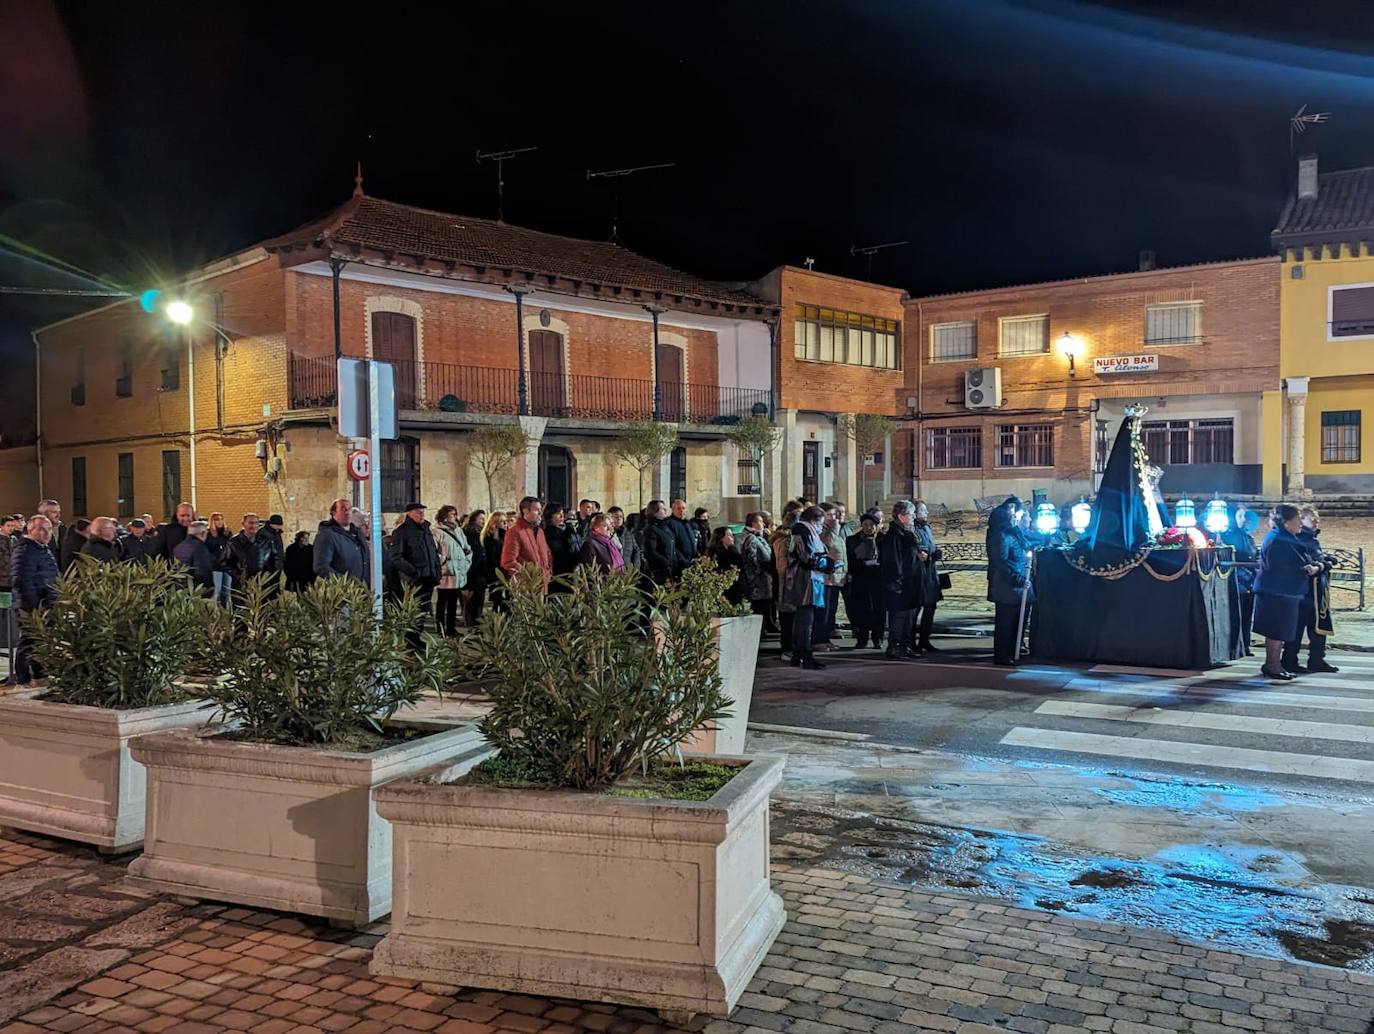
3,0,1374,442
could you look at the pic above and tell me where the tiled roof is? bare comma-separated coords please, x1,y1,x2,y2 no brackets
262,195,767,310
1272,166,1374,245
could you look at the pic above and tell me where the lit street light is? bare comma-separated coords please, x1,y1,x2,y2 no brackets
166,300,194,326
164,300,198,511
1057,331,1083,377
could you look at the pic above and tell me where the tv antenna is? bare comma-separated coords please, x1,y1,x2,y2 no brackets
850,240,909,275
475,146,539,221
1290,104,1330,154
803,257,816,271
586,162,676,242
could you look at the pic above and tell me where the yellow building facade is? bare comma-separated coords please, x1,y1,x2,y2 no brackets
1270,158,1374,495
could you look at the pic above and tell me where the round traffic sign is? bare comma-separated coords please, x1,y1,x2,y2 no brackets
347,449,371,481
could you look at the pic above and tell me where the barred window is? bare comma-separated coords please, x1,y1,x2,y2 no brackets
996,424,1054,467
930,321,976,362
794,304,899,369
1321,410,1361,463
1145,301,1202,345
998,315,1049,356
1141,418,1233,465
380,437,421,513
926,427,982,469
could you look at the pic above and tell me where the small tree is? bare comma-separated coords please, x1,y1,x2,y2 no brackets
725,415,781,510
469,423,533,511
615,421,679,511
837,413,897,509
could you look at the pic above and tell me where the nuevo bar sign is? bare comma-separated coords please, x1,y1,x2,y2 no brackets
1093,354,1159,375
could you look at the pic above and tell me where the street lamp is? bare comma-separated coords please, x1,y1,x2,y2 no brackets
1057,332,1082,377
166,300,194,326
164,300,198,512
1070,496,1092,535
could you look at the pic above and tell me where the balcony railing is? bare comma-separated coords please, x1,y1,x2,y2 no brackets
288,354,772,425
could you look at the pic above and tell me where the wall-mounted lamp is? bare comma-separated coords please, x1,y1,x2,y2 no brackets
1057,332,1082,377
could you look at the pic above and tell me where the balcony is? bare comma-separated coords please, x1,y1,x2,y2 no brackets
288,354,772,425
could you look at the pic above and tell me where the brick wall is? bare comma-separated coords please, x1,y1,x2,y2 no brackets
905,258,1281,488
770,267,907,415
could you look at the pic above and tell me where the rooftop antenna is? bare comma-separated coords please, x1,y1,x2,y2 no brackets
586,162,676,243
1290,104,1330,155
476,146,539,221
850,240,910,276
803,257,816,271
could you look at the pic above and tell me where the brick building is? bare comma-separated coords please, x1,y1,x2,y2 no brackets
745,266,907,509
18,190,777,529
902,256,1282,510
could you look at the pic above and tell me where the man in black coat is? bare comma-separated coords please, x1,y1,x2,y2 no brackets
11,515,60,684
667,498,698,578
641,500,678,586
879,501,924,660
220,514,270,596
388,502,440,645
158,502,196,561
986,497,1032,666
36,500,66,568
120,519,157,565
172,521,217,595
544,503,582,590
81,517,123,563
314,498,370,584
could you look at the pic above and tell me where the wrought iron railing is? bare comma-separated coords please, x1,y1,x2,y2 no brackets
287,354,772,424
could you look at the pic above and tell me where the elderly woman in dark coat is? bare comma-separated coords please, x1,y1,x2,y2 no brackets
879,500,924,661
912,500,945,653
1254,504,1323,681
986,496,1032,667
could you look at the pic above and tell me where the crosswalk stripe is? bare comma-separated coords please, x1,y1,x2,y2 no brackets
1062,678,1374,714
1001,727,1374,784
1033,700,1374,744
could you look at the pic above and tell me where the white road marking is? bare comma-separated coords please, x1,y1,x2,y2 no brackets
1001,727,1374,783
1033,700,1374,744
1061,679,1374,714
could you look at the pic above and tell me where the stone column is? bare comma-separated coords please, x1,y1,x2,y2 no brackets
833,413,859,511
778,408,800,505
1285,377,1310,496
511,415,547,502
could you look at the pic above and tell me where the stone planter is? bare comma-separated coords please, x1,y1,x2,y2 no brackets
371,753,785,1018
0,693,214,852
680,614,762,757
126,722,491,925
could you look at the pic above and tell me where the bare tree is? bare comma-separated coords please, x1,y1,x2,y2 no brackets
469,423,534,511
614,421,679,511
837,413,897,508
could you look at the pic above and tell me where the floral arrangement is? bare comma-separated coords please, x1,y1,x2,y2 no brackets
1154,526,1209,549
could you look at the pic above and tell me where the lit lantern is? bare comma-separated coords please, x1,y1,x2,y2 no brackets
1070,496,1092,534
1035,501,1060,535
1174,495,1196,529
1203,495,1230,534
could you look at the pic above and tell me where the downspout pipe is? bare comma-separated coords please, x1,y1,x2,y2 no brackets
506,286,529,415
31,331,43,499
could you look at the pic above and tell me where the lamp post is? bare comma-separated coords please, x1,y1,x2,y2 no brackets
1057,332,1082,378
164,301,234,515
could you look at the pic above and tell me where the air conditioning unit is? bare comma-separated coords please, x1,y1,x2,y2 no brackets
964,367,1003,410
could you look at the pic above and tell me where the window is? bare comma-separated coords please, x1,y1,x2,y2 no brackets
793,304,899,370
71,347,86,406
670,446,688,504
1321,410,1362,463
380,437,420,513
736,454,761,496
160,346,180,391
926,427,982,469
72,457,87,517
161,450,181,521
117,453,135,518
116,340,133,398
998,315,1049,357
931,321,977,362
995,423,1054,467
1146,301,1202,345
1141,418,1234,465
1330,285,1374,338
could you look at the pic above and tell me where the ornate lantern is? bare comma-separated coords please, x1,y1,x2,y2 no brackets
1070,496,1092,534
1203,495,1230,534
1174,495,1197,529
1035,501,1060,536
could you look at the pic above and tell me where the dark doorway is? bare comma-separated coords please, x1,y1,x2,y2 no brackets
539,444,575,506
372,312,418,409
802,441,819,501
529,330,567,416
670,446,687,503
656,343,685,422
161,450,181,521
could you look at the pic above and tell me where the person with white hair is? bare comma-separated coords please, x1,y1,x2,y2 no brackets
81,517,123,563
172,521,216,594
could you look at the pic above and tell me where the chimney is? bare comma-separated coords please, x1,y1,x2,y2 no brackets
1298,154,1319,201
1138,249,1156,272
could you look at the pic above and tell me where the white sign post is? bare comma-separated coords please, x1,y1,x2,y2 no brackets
337,358,397,616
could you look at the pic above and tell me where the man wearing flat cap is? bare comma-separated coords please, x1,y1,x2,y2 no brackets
387,502,441,648
120,518,157,566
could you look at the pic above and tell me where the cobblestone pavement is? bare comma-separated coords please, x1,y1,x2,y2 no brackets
3,830,1374,1034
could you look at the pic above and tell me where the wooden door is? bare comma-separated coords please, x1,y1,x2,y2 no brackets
372,312,418,409
528,330,566,416
538,444,575,506
655,343,684,422
802,441,820,501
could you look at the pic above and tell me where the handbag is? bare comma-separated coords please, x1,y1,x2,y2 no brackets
938,573,952,591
